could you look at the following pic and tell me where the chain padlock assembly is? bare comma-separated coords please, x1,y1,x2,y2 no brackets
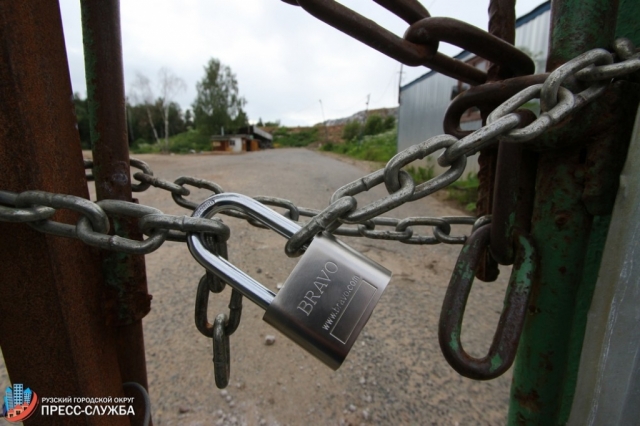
187,193,391,370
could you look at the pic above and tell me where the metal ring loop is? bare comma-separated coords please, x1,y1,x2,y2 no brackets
76,216,168,255
438,225,537,380
225,289,243,336
138,214,230,243
133,172,190,196
130,158,154,192
0,191,56,223
15,191,109,238
172,176,224,210
438,114,521,167
213,313,231,389
487,85,576,143
195,274,215,337
285,196,356,257
405,17,534,80
396,216,448,244
331,169,415,224
541,48,613,111
357,222,412,241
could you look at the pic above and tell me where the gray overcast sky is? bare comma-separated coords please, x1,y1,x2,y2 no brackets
60,0,546,127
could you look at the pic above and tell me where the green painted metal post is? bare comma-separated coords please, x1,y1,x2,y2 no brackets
505,0,637,424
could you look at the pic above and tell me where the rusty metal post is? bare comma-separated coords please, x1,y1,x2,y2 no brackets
473,0,518,281
507,1,635,424
80,1,152,425
0,1,128,425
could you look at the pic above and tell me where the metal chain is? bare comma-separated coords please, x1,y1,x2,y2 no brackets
0,36,637,393
2,39,638,257
282,0,533,85
286,40,640,254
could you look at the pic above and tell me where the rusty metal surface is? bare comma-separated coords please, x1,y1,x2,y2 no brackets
581,81,640,215
474,0,519,281
490,110,538,265
289,0,534,85
444,74,548,139
438,225,537,380
0,1,127,424
80,1,152,424
404,17,534,78
508,1,625,424
294,0,434,67
487,0,516,81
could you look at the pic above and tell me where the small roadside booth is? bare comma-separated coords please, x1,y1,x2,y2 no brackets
211,126,273,153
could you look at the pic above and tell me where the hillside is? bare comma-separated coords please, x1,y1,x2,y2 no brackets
264,106,398,148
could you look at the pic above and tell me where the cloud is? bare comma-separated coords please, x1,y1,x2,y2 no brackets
60,0,547,126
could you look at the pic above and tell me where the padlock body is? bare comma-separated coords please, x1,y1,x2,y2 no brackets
264,233,391,370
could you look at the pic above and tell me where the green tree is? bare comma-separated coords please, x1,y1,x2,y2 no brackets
192,58,248,136
126,99,186,147
184,109,194,129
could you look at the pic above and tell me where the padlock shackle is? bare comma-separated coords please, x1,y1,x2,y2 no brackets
188,193,303,310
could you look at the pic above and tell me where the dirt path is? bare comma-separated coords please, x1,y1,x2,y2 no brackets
2,149,513,425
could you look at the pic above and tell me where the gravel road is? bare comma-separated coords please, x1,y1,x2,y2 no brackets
2,148,513,425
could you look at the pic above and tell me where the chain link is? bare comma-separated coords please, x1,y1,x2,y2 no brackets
283,0,534,85
2,40,638,257
2,32,638,392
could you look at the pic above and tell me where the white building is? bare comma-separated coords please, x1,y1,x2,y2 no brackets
397,1,551,175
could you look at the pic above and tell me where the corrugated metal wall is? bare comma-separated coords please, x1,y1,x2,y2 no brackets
397,52,471,153
397,2,551,175
515,3,551,73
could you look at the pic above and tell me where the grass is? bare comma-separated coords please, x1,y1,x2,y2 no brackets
320,128,478,212
447,172,479,212
320,128,397,163
130,130,211,154
272,127,319,147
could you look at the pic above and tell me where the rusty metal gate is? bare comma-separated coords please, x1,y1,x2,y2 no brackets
1,0,638,425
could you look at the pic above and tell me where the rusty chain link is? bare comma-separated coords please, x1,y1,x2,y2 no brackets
1,37,639,389
282,0,534,85
439,225,537,380
2,39,639,257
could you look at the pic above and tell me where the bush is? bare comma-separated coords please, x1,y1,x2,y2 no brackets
324,127,397,163
342,120,361,141
272,127,319,147
320,142,334,151
363,114,385,136
131,142,160,154
383,115,396,131
168,129,211,153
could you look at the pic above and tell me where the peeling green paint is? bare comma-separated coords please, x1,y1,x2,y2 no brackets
616,0,640,44
490,354,503,372
449,329,460,352
508,1,627,424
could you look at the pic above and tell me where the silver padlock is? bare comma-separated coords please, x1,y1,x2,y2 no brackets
187,193,391,370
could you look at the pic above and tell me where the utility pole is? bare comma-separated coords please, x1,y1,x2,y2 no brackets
358,94,370,145
398,64,405,105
